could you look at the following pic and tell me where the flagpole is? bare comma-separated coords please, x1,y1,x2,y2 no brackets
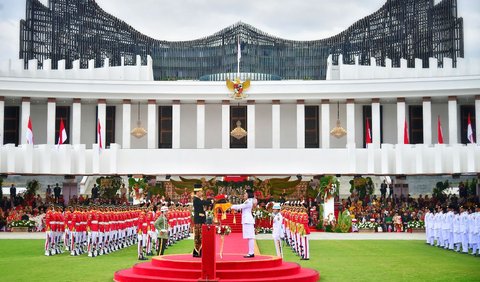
237,36,240,79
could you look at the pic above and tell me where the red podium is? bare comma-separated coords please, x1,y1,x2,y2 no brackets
199,224,217,282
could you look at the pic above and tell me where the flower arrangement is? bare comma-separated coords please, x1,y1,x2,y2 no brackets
407,220,425,229
216,225,232,236
357,221,378,230
253,208,272,219
255,227,273,234
8,220,36,228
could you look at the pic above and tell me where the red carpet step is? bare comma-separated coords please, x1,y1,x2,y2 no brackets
114,254,319,282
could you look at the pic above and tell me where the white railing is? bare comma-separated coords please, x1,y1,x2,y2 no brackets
0,143,478,175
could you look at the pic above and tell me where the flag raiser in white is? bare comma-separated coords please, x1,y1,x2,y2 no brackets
467,113,474,143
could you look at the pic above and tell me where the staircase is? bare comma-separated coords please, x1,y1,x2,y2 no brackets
216,212,243,233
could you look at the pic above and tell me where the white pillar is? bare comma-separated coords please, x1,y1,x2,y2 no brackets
397,98,406,144
346,99,355,148
222,100,230,149
148,100,157,149
476,96,480,144
72,99,81,145
47,98,56,145
296,100,305,149
21,97,31,145
272,100,280,148
448,96,458,144
197,100,205,149
172,100,181,149
422,97,432,145
321,100,330,148
122,100,131,149
372,99,381,148
97,99,106,147
0,97,4,145
247,100,255,148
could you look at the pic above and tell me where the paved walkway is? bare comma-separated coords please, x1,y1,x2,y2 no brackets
0,231,425,240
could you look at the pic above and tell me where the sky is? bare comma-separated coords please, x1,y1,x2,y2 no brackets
0,0,479,61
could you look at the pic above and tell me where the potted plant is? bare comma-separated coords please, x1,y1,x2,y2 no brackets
9,220,35,232
357,221,378,233
406,220,425,233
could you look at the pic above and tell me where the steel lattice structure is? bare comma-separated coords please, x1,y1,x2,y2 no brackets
20,0,463,81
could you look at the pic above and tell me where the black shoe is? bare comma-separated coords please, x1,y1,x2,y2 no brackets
193,253,201,258
300,258,310,260
243,254,255,258
138,256,148,260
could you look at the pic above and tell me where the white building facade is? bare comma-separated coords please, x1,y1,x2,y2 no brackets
0,55,479,176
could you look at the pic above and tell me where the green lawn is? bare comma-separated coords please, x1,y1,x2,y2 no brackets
0,239,478,281
258,240,480,282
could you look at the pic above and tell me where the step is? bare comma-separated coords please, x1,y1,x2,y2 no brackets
114,269,195,282
217,262,301,279
220,268,320,282
133,263,200,279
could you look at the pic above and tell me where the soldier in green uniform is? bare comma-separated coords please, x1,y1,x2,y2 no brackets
154,205,169,255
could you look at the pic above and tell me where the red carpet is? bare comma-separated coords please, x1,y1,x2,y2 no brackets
114,232,319,281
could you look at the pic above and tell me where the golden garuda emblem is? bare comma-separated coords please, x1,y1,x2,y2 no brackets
226,78,251,100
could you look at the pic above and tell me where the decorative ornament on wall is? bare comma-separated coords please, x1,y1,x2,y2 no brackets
131,102,147,138
230,120,247,140
226,78,251,100
330,101,347,138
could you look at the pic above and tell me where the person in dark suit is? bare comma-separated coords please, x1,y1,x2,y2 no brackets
91,184,99,199
10,184,16,207
53,183,61,203
192,184,213,257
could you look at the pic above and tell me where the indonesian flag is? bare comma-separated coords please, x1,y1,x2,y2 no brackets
467,113,475,144
403,119,409,144
437,116,444,144
365,118,372,144
26,116,34,145
97,118,103,149
57,118,67,146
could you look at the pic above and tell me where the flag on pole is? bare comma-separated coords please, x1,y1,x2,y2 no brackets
237,36,241,77
403,119,409,144
26,116,34,144
57,118,67,146
365,118,372,144
97,118,103,150
467,113,475,144
437,116,444,144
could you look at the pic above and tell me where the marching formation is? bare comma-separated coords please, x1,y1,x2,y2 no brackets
281,202,310,260
424,206,480,255
44,204,191,259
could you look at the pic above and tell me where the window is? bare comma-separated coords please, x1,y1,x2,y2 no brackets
460,105,475,144
409,105,423,144
158,106,172,148
362,105,383,147
56,106,70,144
305,106,319,148
3,106,19,146
230,106,247,148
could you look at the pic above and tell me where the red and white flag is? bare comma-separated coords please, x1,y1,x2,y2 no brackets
97,118,103,149
403,119,409,144
26,116,34,144
467,113,475,144
437,116,444,144
365,118,372,144
57,118,67,146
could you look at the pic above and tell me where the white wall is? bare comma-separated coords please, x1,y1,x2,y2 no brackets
81,104,96,148
30,104,47,144
180,104,196,149
205,104,222,149
280,104,296,148
255,104,272,148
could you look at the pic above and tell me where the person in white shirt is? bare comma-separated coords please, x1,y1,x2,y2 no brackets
453,209,462,252
459,206,469,253
271,203,284,258
231,189,256,258
424,209,434,245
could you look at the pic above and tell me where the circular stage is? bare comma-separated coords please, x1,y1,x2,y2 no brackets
114,253,319,281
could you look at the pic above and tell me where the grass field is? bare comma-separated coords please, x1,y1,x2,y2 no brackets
0,239,478,281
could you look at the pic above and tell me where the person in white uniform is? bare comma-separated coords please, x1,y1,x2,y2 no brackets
231,189,256,258
271,203,284,258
